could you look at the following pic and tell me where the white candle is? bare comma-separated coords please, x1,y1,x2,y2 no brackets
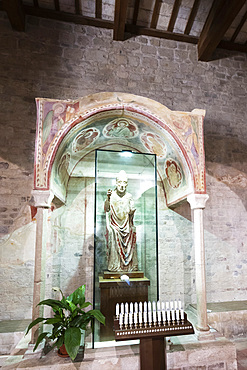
166,301,169,310
139,302,143,312
178,299,182,310
174,300,178,310
134,311,138,324
130,302,133,313
171,309,175,321
121,303,124,314
116,303,119,316
152,301,156,311
125,302,129,314
157,301,161,311
144,311,147,323
124,313,128,326
119,313,123,327
170,301,174,310
166,310,171,322
148,301,152,312
162,301,165,311
157,310,161,323
181,308,184,320
129,312,133,325
153,310,157,324
148,311,152,325
134,302,138,312
144,301,147,312
176,309,180,322
139,311,142,324
162,309,166,323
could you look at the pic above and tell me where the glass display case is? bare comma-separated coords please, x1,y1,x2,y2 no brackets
94,149,158,346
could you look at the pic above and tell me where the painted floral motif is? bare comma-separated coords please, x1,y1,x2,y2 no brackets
140,132,166,158
165,159,182,189
72,128,100,153
103,118,138,138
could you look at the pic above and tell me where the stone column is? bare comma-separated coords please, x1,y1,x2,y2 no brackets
30,190,54,343
187,193,209,334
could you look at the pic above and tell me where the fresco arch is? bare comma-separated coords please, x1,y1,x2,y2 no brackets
34,92,206,207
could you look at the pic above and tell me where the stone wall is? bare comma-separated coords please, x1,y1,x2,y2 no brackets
0,11,247,320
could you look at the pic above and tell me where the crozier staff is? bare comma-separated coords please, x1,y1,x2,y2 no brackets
104,170,138,272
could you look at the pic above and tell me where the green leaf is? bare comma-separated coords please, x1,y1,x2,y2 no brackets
38,299,67,310
67,301,77,312
66,285,86,307
26,317,46,334
45,317,63,325
70,315,90,329
55,335,64,349
33,332,50,351
64,327,81,360
61,297,71,311
88,309,105,325
80,301,92,309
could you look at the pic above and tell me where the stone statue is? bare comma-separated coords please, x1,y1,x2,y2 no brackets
104,170,138,272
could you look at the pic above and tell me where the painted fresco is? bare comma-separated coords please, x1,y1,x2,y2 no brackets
103,118,138,138
34,93,206,206
140,132,166,158
72,128,100,153
165,159,182,189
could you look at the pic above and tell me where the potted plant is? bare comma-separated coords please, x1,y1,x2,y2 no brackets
26,285,105,360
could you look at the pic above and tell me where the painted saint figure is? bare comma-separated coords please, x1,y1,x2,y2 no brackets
104,170,138,272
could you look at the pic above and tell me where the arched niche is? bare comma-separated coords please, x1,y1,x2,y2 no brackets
34,92,206,206
31,93,209,343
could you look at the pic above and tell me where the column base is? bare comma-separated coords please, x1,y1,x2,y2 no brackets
194,327,215,341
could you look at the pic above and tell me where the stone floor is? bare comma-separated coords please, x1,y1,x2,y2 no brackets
0,329,242,369
1,301,247,369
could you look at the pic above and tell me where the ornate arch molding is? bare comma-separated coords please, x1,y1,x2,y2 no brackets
33,92,206,207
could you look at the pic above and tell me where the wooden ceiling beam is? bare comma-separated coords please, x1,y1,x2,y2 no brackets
150,0,162,29
231,9,247,42
126,24,198,44
75,0,80,15
95,0,102,19
23,4,113,29
218,39,247,53
3,0,25,31
184,0,200,35
113,0,128,41
132,0,140,26
54,0,60,12
198,0,246,61
167,0,182,32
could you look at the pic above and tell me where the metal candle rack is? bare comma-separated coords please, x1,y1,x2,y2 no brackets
113,300,194,370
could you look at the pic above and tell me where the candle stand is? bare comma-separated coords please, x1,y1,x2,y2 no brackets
114,310,194,370
99,273,150,340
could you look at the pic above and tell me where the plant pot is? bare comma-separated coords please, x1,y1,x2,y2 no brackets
58,344,69,358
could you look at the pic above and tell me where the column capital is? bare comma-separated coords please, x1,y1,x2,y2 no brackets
187,193,209,210
31,189,54,208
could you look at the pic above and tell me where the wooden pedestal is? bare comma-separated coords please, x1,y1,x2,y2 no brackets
99,276,150,341
140,337,166,370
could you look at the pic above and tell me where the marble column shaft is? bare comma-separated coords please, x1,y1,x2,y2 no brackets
31,190,53,343
187,193,209,332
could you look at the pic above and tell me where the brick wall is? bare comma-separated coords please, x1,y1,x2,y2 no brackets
0,11,247,318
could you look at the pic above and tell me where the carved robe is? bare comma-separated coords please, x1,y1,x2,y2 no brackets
105,190,138,272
